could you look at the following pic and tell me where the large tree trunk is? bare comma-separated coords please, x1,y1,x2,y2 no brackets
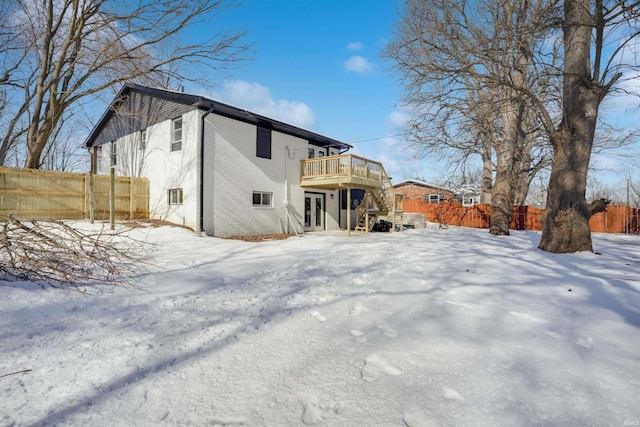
513,119,533,207
489,106,518,235
538,0,602,253
481,139,493,205
539,127,596,252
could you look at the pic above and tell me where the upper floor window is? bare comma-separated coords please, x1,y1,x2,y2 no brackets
140,129,147,150
256,127,271,159
171,117,182,152
309,147,326,158
111,141,117,166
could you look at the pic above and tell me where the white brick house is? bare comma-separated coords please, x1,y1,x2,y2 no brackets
83,83,354,237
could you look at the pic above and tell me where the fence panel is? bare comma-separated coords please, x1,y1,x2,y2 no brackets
0,166,149,221
403,199,639,234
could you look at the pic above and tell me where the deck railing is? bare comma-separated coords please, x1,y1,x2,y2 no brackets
301,154,384,183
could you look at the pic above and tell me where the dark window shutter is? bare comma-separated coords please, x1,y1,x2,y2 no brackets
256,127,271,159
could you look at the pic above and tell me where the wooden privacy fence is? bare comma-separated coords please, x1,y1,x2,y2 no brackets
0,166,149,221
403,200,640,234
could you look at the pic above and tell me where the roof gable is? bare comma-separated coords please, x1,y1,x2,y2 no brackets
393,179,452,193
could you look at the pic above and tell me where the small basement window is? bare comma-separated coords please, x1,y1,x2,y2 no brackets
252,191,272,207
169,188,183,205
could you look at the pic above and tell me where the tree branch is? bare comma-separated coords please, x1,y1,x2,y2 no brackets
0,217,152,292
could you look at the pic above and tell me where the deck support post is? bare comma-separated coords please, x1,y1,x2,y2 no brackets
347,187,351,237
365,192,370,235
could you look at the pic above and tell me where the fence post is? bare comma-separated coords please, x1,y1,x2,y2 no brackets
89,171,94,223
90,147,97,223
129,177,134,219
110,166,115,230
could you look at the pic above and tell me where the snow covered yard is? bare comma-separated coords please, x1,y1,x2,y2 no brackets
1,223,639,426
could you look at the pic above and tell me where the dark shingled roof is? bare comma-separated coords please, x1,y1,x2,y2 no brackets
83,83,352,151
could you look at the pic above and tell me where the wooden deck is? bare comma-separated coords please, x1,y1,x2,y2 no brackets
300,154,385,190
301,154,403,235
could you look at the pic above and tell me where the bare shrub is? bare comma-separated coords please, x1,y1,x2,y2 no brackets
0,217,151,292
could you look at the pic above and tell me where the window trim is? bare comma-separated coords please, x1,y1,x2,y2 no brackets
462,195,478,206
168,188,183,205
427,194,443,203
140,129,147,151
252,191,273,208
111,141,117,166
171,117,182,152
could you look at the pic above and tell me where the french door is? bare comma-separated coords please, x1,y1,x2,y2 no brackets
304,193,325,231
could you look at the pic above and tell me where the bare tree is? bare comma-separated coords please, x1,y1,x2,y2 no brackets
628,179,640,208
0,0,249,169
40,122,89,172
587,177,624,204
385,0,559,235
538,0,640,252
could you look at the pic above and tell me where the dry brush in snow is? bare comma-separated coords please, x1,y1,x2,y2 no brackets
0,217,149,291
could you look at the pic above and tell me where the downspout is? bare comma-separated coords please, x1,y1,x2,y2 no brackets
199,105,215,233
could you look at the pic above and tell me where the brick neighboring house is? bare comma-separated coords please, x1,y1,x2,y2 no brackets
393,179,456,204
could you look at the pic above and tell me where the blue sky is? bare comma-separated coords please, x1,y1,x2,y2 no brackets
183,0,440,183
181,0,639,192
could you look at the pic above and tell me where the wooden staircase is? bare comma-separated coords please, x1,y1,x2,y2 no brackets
299,154,403,235
354,166,403,233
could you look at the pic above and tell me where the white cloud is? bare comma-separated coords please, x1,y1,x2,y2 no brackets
387,110,410,128
344,55,374,75
210,80,317,128
346,41,363,51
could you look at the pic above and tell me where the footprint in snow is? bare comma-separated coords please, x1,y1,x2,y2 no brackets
375,320,398,338
403,408,438,427
350,329,366,343
349,304,367,316
301,399,323,425
361,353,403,382
576,336,594,349
442,387,465,402
310,311,326,322
299,394,344,425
